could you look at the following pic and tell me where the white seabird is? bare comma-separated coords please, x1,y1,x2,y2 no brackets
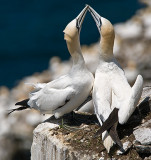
9,5,94,119
88,6,143,152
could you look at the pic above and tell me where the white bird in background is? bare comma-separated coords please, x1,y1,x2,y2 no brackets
88,6,143,153
9,5,94,119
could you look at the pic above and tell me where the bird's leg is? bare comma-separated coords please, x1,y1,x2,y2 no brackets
62,124,84,132
60,117,84,132
59,118,64,129
58,113,76,131
59,118,76,131
60,111,86,131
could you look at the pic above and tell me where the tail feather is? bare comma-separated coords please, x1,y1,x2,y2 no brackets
8,99,30,115
119,75,143,124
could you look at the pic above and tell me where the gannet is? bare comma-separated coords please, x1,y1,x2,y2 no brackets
88,6,143,152
9,6,94,119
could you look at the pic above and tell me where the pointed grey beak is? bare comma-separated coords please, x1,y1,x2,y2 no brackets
76,5,89,31
88,6,102,32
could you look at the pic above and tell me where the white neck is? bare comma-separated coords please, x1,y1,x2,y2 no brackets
72,50,85,67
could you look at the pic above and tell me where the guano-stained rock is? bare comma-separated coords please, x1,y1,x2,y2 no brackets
133,120,151,145
31,122,100,160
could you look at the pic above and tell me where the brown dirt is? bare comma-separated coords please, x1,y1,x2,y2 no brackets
49,98,151,160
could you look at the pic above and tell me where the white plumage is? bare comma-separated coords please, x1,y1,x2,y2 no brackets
10,6,94,119
88,6,143,152
28,67,93,119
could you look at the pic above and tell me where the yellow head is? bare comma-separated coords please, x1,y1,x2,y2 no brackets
63,5,88,54
88,6,114,39
88,5,115,55
100,17,114,39
63,19,78,43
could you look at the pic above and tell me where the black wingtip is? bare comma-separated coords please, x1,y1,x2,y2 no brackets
15,102,20,105
7,109,15,116
8,99,30,115
7,106,30,115
7,108,19,116
15,99,29,106
108,124,123,149
94,108,119,138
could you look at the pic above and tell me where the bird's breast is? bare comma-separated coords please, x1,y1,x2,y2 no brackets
97,62,119,73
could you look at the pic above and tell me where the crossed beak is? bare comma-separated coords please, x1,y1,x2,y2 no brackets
88,5,102,32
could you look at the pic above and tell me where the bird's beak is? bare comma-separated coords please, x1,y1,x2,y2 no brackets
76,5,89,31
88,6,102,32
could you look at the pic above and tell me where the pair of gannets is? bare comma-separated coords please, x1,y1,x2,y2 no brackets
9,5,94,118
9,5,143,153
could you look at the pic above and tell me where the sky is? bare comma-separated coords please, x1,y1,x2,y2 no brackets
0,0,145,88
